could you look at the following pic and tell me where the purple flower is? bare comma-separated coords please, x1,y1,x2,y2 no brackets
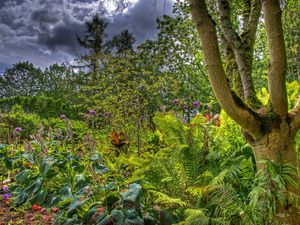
2,193,12,200
193,101,200,108
173,99,180,105
102,112,110,118
88,109,97,116
183,105,189,110
60,114,66,120
2,185,8,192
14,127,22,132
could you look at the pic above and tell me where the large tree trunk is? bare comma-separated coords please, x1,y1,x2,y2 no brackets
250,120,300,224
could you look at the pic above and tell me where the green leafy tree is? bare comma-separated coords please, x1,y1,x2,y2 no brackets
43,63,78,98
137,2,216,117
0,61,44,98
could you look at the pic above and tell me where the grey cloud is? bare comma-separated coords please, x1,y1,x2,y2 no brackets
0,0,175,71
31,9,60,24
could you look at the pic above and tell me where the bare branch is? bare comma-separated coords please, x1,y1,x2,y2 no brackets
189,0,262,137
263,0,288,118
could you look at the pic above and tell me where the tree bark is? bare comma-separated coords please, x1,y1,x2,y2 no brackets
263,0,288,118
251,122,300,224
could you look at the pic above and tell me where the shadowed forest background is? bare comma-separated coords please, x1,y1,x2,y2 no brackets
0,0,300,224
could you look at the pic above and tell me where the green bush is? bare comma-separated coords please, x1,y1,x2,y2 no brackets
0,105,41,141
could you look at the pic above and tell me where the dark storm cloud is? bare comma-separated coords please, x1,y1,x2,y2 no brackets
37,21,84,54
0,0,175,71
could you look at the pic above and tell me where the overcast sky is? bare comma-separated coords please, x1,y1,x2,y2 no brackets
0,0,174,73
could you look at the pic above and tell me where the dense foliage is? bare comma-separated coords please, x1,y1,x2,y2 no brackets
0,0,299,224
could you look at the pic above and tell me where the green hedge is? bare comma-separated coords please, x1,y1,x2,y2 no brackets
0,95,82,119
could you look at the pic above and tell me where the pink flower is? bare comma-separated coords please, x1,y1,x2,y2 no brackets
2,185,9,192
40,208,46,213
53,207,59,213
42,215,49,221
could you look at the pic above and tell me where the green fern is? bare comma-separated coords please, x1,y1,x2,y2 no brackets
149,190,187,207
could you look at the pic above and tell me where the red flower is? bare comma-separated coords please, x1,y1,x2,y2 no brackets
97,207,105,213
204,114,212,122
32,204,42,210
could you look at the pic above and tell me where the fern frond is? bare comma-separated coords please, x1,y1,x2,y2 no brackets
149,190,187,207
186,185,214,198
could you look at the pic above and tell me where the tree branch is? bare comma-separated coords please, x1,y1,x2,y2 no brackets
189,0,262,137
242,0,262,41
290,101,300,134
217,0,241,50
289,42,300,133
242,0,251,28
221,35,243,97
263,0,288,118
217,0,259,106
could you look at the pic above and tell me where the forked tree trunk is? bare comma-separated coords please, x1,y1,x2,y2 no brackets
188,0,300,223
250,120,300,224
